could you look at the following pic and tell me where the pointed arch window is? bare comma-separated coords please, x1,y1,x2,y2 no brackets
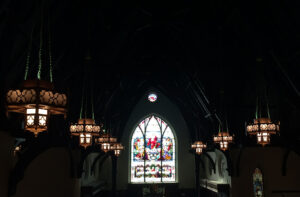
131,115,176,183
253,168,264,197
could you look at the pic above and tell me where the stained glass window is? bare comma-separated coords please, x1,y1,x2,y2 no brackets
253,168,264,197
148,93,157,102
131,115,176,183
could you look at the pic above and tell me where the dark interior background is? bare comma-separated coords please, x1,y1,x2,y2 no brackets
0,0,299,151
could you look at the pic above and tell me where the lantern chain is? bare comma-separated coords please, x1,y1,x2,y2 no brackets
37,0,45,80
24,28,34,80
48,9,53,83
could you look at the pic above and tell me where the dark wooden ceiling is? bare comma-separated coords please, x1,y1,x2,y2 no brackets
0,0,299,149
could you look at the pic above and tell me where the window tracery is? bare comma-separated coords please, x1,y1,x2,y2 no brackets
131,115,176,183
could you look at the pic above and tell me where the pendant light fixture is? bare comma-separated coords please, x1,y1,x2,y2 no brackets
213,125,234,151
191,119,206,155
69,5,101,148
69,55,100,149
95,125,124,155
246,117,279,146
246,94,280,146
211,27,234,151
6,2,67,137
70,118,101,149
96,131,117,153
246,58,280,146
191,141,207,155
111,143,124,157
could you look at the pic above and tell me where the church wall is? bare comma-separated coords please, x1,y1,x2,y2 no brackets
117,91,195,190
81,152,112,190
199,150,231,185
0,131,14,197
98,156,112,189
11,147,80,197
230,147,300,197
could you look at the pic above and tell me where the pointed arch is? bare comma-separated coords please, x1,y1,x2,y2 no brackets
130,114,176,183
253,168,264,197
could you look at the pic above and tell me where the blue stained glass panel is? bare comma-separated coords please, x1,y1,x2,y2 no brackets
253,168,264,197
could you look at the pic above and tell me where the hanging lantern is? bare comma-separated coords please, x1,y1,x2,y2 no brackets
6,80,67,137
96,133,117,153
246,117,280,146
5,2,67,138
79,133,92,149
191,141,206,155
70,118,100,148
111,143,124,156
213,131,234,151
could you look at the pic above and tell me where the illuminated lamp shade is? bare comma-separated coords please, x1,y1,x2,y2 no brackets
111,143,124,156
79,133,92,149
6,80,67,137
70,118,101,148
246,117,280,146
213,131,234,151
101,142,110,152
96,133,117,153
191,141,206,155
70,118,100,135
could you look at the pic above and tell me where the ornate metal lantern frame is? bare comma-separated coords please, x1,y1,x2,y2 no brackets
191,141,207,155
6,79,67,137
111,143,124,156
96,133,117,152
246,117,280,146
213,131,234,151
70,118,101,148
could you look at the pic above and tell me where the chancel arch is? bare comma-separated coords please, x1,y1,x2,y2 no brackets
117,91,194,190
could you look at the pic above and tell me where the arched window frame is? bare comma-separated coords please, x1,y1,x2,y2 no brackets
129,114,177,184
253,168,264,197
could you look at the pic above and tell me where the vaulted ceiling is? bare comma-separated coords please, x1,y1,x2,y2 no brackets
0,0,299,149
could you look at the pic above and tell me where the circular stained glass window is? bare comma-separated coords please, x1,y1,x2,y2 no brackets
148,93,157,102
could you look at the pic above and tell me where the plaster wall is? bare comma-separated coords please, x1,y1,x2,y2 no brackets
230,147,300,197
199,150,231,185
0,131,14,197
12,147,80,197
81,153,112,189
